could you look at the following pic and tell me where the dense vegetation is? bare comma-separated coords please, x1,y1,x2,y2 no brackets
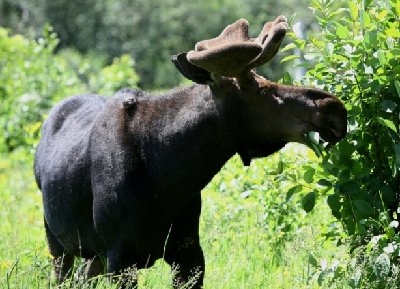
0,0,399,288
296,1,400,287
0,26,139,152
0,0,313,89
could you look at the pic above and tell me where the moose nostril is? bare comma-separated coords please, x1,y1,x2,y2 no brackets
329,118,346,139
330,128,342,138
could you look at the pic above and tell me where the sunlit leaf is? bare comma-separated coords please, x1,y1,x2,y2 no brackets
348,1,359,20
280,55,300,63
360,10,372,29
336,23,350,39
377,117,398,132
286,185,302,202
395,80,400,97
304,168,315,184
281,43,297,52
385,28,400,38
377,50,386,66
363,32,378,47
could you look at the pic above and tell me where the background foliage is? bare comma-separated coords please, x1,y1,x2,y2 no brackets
0,0,313,89
0,25,138,152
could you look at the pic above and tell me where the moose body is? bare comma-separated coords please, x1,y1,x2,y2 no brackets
35,16,347,288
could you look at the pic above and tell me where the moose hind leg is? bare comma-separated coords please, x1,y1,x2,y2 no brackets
164,194,205,289
44,218,75,283
84,255,105,280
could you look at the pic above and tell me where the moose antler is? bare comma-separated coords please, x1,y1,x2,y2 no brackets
186,16,288,77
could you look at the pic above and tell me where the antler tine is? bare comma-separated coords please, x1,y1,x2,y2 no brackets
195,19,251,51
247,16,288,68
187,19,262,77
186,16,288,78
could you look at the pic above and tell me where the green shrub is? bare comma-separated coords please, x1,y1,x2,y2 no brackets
0,26,139,152
285,0,400,287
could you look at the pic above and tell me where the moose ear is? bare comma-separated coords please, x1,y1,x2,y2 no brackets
171,53,212,84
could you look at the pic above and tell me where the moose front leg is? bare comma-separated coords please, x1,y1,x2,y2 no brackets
164,194,205,289
165,238,205,289
84,255,105,280
107,239,139,288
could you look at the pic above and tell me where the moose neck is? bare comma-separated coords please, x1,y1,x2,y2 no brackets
135,84,238,195
134,81,286,198
209,78,287,165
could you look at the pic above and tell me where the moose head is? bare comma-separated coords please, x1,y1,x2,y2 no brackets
172,16,347,164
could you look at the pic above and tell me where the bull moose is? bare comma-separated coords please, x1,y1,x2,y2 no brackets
34,16,347,288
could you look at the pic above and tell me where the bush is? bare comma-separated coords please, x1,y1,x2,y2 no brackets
285,0,400,287
0,26,139,152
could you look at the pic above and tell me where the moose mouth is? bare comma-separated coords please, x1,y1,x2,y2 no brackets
302,116,347,143
303,131,329,156
301,119,347,156
314,126,345,143
303,128,346,156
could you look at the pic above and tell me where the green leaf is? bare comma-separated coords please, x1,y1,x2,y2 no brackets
374,253,391,277
348,1,358,20
318,271,327,286
377,117,398,132
363,31,377,46
281,43,297,52
327,194,341,212
286,185,302,201
309,253,318,267
308,131,320,144
353,199,373,217
304,168,315,184
395,80,400,97
381,185,395,204
381,100,397,113
304,131,325,157
339,141,355,157
280,54,299,63
363,0,373,9
385,28,400,38
318,179,332,187
302,192,316,213
342,180,360,195
332,54,348,62
377,50,386,66
294,38,306,50
277,160,284,174
360,10,372,29
336,23,350,39
394,143,400,167
376,9,389,21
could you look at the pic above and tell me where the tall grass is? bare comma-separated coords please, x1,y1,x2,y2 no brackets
0,145,346,288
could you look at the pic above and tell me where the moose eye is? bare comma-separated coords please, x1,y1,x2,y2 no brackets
260,88,270,97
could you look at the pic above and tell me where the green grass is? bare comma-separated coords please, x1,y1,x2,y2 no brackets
0,145,348,288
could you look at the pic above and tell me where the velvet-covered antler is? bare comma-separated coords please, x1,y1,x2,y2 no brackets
186,16,288,78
